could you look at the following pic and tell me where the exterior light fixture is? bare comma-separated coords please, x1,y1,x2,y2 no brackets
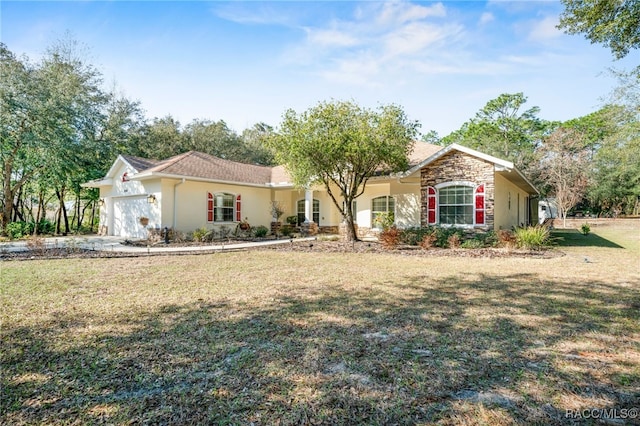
147,194,157,204
98,198,105,207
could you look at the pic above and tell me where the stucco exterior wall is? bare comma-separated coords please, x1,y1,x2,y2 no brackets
494,173,531,230
172,180,273,233
420,151,495,230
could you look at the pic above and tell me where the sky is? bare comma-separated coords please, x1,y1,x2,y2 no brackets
2,1,638,137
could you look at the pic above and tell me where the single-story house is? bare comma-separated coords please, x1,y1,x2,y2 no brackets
82,142,539,238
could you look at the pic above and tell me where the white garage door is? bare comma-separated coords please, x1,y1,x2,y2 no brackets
113,196,149,238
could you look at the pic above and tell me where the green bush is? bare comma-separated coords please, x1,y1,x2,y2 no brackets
192,227,209,242
461,238,485,249
5,222,26,239
581,223,591,236
286,216,298,226
253,225,269,238
514,225,550,250
400,227,434,246
373,211,395,230
281,225,294,237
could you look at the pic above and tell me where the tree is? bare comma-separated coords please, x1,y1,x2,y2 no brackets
558,0,640,60
241,122,275,165
537,127,591,227
441,93,548,170
1,40,110,232
268,100,419,242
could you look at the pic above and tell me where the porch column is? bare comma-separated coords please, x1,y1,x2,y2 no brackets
304,189,314,223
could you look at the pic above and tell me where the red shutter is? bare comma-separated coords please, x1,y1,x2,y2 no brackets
475,184,485,225
426,186,437,225
236,194,242,222
207,193,214,222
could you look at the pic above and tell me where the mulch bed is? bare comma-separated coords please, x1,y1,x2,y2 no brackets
1,239,563,260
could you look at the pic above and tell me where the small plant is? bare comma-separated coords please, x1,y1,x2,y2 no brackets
192,227,209,242
514,225,550,250
447,233,461,249
400,227,434,246
419,232,437,250
461,238,485,249
379,226,400,248
373,211,395,230
253,225,269,238
281,225,294,237
581,222,591,236
25,235,46,254
286,215,298,226
497,229,517,248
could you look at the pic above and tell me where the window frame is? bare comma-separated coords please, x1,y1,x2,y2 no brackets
296,199,320,224
371,195,395,229
207,192,236,223
429,181,485,228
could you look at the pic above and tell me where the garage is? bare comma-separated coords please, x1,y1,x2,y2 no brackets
111,196,150,238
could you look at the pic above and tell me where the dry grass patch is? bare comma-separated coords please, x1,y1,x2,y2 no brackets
1,223,639,424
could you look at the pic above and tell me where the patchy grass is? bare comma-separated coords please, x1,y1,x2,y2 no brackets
2,223,639,425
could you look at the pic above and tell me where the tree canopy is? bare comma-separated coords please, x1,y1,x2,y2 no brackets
558,0,640,60
442,93,548,170
268,100,419,241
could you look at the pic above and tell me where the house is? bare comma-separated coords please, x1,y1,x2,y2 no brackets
82,143,539,238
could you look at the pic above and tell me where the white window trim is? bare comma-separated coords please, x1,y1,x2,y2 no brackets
435,182,477,228
208,192,237,224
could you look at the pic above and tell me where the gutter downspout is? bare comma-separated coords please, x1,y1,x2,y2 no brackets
173,178,185,229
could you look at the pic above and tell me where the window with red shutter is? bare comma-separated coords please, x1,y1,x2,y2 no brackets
236,194,242,222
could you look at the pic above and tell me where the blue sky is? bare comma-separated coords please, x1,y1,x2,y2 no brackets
2,1,638,137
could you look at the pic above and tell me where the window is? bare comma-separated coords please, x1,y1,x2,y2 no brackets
426,183,485,226
207,192,236,222
297,199,319,224
371,196,394,229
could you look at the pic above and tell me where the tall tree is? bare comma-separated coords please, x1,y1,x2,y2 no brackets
442,93,548,170
241,122,275,165
268,100,419,242
558,0,640,60
136,116,187,159
537,127,591,227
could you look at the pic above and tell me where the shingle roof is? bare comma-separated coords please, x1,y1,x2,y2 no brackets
138,151,275,185
408,142,443,167
130,143,444,186
121,155,161,172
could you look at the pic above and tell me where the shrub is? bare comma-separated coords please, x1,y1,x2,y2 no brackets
379,226,400,249
281,225,294,237
447,233,461,249
253,225,269,238
286,215,298,226
419,232,437,249
400,227,434,246
514,225,550,250
433,227,463,248
461,238,485,249
5,222,28,239
497,229,517,248
193,227,209,242
581,222,591,236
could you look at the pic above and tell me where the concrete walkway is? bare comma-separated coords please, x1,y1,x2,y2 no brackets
0,235,317,254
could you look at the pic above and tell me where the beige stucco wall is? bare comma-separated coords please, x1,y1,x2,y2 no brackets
171,180,274,233
494,173,531,230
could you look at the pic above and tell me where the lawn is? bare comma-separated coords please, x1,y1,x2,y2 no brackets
2,223,639,425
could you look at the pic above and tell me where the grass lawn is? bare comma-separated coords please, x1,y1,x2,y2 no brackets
2,223,639,425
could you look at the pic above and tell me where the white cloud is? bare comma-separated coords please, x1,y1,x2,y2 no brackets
305,26,360,48
479,12,494,26
528,15,562,41
376,1,446,26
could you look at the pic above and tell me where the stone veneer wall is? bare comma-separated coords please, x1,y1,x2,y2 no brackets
420,151,495,230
